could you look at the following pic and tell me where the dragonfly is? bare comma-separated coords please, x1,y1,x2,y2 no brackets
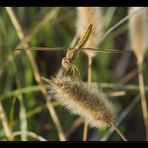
17,24,132,78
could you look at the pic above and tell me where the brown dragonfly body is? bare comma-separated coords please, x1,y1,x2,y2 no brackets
61,24,93,77
17,24,131,78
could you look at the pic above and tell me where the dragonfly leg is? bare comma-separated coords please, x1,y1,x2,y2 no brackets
72,65,80,79
63,68,68,77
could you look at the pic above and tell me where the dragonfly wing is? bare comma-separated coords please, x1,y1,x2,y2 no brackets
16,47,67,51
81,48,132,53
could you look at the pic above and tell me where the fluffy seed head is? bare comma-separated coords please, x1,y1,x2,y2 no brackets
76,7,104,57
48,77,115,129
128,7,148,64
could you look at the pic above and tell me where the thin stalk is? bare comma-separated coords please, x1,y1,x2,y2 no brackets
66,117,83,139
98,7,144,46
0,103,13,140
119,68,137,84
18,94,28,141
83,56,93,141
111,123,128,141
83,122,88,141
12,131,47,141
15,78,28,141
137,61,148,140
88,56,93,84
14,61,28,141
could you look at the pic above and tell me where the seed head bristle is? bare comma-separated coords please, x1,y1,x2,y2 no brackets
129,7,148,64
76,7,104,58
48,77,115,129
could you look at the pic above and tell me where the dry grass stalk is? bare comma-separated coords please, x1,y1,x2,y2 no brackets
0,102,13,140
12,131,47,141
18,94,28,141
129,7,148,140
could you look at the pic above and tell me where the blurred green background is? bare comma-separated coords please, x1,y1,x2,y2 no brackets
0,7,147,141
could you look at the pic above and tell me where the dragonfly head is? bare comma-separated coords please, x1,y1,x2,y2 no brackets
61,57,71,70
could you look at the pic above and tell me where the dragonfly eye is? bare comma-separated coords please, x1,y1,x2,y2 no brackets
61,58,71,70
65,58,72,64
62,57,70,64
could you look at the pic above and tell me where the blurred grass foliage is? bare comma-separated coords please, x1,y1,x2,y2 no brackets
0,7,148,141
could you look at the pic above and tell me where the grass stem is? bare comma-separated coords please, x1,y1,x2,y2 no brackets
111,123,128,141
137,61,148,140
83,56,93,141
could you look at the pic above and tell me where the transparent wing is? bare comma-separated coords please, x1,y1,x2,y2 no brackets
16,47,132,53
80,48,132,53
16,47,67,51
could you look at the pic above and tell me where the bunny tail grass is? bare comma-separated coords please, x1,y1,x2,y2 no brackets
129,7,148,64
48,77,115,129
111,123,128,141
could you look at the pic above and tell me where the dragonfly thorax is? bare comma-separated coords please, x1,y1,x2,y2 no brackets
66,48,77,61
